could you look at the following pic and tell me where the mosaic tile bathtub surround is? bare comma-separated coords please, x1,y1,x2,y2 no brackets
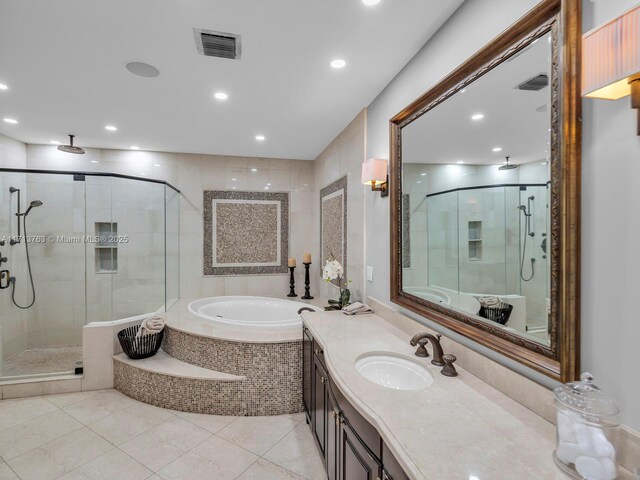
203,190,289,275
320,176,347,287
118,326,304,416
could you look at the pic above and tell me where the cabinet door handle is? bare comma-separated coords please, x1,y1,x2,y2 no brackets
314,348,320,355
320,376,326,384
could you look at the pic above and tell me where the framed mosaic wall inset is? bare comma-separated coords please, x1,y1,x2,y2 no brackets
204,191,289,275
320,176,347,287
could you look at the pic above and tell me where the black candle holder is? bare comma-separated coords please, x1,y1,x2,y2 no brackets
287,266,297,297
302,262,314,300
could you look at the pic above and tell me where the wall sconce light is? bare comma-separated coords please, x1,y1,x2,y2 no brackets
361,157,388,197
582,4,640,134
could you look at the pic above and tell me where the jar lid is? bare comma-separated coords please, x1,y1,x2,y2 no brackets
554,372,619,417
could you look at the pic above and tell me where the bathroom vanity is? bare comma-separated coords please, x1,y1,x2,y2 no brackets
301,310,570,480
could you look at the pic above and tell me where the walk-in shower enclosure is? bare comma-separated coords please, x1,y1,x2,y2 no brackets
0,169,179,381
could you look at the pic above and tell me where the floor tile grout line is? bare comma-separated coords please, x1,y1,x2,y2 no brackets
0,416,86,462
213,413,304,458
118,417,215,473
1,458,22,480
174,410,239,433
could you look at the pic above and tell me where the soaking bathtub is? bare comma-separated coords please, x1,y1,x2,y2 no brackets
187,296,322,329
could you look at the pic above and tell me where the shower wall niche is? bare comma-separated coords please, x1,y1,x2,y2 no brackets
0,169,180,381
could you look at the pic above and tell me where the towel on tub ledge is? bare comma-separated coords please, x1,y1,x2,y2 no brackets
342,302,374,315
136,316,165,338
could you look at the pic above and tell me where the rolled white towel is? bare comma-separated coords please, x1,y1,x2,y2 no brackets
136,316,165,338
479,296,502,308
575,424,615,459
575,456,617,480
557,410,579,443
557,441,581,464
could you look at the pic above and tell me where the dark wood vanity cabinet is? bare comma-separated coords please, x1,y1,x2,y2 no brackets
313,353,328,457
302,325,408,480
302,326,313,423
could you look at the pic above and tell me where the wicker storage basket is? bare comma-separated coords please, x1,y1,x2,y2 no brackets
117,325,163,360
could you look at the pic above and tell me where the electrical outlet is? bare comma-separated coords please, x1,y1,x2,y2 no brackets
366,266,374,282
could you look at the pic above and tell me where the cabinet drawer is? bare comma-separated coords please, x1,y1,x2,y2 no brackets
331,378,382,460
382,443,410,480
313,340,326,368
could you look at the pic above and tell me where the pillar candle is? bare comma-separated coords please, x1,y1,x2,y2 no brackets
288,258,296,267
303,253,312,264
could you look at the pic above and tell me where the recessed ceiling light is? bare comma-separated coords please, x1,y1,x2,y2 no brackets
420,173,427,176
255,135,266,141
264,186,269,190
471,113,484,121
3,118,17,124
91,160,99,164
266,183,271,186
457,160,465,164
330,59,346,69
214,92,228,100
105,125,118,131
362,0,381,5
140,172,147,176
154,164,161,167
231,178,237,181
130,146,139,150
492,147,502,152
125,62,160,78
0,83,8,90
251,168,257,172
50,140,61,145
232,187,237,190
416,181,422,184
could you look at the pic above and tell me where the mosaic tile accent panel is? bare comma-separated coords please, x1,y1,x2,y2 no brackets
203,190,289,275
146,326,304,415
320,176,347,287
402,193,411,269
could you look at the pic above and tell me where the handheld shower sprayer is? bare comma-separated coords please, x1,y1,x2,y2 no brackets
8,197,44,309
19,200,43,217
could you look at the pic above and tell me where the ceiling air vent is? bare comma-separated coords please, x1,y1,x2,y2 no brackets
516,73,549,91
193,29,241,60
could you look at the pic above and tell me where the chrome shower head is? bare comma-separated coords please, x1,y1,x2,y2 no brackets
23,200,43,216
499,156,518,170
57,135,85,155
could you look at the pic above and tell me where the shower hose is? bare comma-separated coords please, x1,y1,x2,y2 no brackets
11,215,36,309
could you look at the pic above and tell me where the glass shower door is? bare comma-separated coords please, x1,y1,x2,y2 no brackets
0,172,85,380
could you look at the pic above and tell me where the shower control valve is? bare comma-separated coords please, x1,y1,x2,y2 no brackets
0,270,9,289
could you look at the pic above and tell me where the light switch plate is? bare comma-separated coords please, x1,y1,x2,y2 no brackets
366,266,374,282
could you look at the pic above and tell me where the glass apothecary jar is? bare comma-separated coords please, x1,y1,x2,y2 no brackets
554,372,620,480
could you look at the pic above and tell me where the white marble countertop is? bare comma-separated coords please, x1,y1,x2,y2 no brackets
302,310,571,480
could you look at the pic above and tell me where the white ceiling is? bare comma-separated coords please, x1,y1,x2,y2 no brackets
0,0,463,160
403,32,552,166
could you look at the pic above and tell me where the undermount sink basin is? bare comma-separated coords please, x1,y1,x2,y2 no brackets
355,353,434,391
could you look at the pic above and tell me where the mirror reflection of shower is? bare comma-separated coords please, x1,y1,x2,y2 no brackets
519,195,535,282
8,186,43,309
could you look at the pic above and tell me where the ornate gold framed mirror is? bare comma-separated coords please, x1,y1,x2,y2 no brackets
389,0,580,382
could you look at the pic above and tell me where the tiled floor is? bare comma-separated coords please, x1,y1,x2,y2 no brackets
2,347,83,377
0,389,326,480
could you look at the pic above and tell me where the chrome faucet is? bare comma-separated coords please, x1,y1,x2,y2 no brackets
410,333,444,366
